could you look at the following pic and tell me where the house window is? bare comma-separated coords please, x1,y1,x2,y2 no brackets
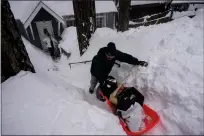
66,19,75,27
96,14,106,28
96,17,104,28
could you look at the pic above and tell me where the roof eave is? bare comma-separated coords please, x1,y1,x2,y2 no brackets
24,1,65,29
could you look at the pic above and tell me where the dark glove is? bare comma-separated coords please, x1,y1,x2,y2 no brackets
138,61,148,67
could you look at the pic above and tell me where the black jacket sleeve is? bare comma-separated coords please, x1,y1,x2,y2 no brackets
115,50,139,65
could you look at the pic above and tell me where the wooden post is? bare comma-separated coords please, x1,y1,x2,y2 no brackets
165,0,173,10
73,0,96,56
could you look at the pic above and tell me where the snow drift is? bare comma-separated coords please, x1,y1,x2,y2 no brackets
2,71,125,135
1,38,125,135
58,9,204,135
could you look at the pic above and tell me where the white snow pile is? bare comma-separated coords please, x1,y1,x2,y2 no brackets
1,38,125,135
2,71,124,135
1,7,204,135
172,10,196,19
171,4,204,20
188,4,204,11
129,9,204,135
60,27,80,62
59,9,203,135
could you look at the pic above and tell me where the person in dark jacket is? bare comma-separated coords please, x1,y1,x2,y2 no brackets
89,42,148,100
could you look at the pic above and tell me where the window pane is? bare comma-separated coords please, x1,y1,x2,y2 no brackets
66,20,75,27
96,17,104,28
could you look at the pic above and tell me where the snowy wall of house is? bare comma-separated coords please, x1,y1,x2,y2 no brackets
26,25,42,49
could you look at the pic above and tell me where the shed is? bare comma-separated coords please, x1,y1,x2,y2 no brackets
9,1,117,50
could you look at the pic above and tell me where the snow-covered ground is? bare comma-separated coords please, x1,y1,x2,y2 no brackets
2,38,125,135
2,8,204,135
172,10,196,19
171,4,204,19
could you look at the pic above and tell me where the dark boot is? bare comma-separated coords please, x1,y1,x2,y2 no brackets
96,90,106,102
97,95,106,102
89,88,94,94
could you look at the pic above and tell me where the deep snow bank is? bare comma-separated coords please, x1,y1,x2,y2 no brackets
1,71,125,135
59,9,204,135
23,38,88,101
118,9,204,135
1,37,126,135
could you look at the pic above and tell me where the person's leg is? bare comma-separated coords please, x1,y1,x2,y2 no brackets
51,47,56,60
89,75,98,94
96,86,105,102
49,48,52,56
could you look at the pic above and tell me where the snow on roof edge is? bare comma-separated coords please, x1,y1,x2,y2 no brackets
131,1,166,6
131,0,204,6
10,1,117,22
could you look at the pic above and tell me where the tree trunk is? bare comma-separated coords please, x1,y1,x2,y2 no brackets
114,0,119,30
118,0,131,32
73,0,96,56
165,0,173,10
1,0,35,83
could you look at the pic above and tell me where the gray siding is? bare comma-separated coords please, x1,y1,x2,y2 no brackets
106,12,116,29
63,12,117,29
31,21,42,49
16,19,29,40
26,26,42,49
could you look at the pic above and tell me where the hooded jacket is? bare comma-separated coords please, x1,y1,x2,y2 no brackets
90,47,139,87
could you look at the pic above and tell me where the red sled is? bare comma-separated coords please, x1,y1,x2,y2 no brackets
100,91,160,135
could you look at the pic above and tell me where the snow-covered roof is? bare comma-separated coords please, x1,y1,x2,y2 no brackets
172,0,204,4
131,0,204,6
44,1,117,17
131,0,166,6
9,1,117,23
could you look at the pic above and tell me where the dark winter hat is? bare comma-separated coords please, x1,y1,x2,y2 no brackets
107,42,116,56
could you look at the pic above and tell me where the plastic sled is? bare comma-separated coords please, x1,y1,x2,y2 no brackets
99,91,160,135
